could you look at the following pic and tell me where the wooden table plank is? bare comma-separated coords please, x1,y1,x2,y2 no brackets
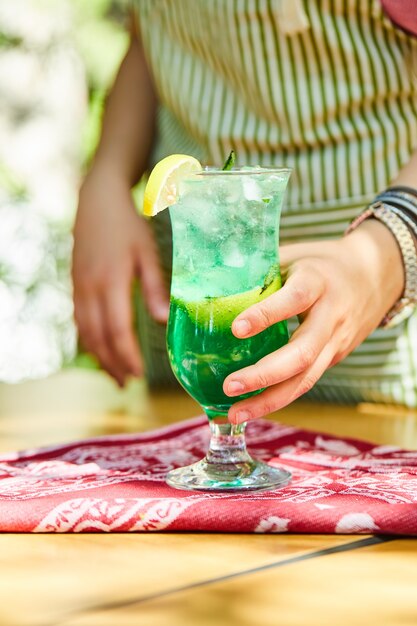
60,538,417,626
0,372,199,452
0,534,358,626
1,370,417,451
0,370,416,626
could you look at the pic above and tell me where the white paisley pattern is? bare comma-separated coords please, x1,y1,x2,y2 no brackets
255,516,290,533
0,417,416,534
33,497,197,533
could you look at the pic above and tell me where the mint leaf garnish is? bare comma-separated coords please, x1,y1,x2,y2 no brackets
222,150,236,171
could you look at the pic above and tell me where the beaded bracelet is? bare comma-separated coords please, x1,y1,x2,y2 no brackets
345,201,417,328
386,205,417,240
376,187,417,225
385,185,417,200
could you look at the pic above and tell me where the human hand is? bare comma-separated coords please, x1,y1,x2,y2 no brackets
72,171,169,386
223,220,405,423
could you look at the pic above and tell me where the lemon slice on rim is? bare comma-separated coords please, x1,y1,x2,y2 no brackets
143,154,202,217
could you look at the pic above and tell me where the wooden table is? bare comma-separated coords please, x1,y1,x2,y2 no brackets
0,370,416,626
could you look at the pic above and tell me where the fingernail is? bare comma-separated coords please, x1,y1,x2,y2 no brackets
227,380,245,395
235,410,252,423
234,319,251,336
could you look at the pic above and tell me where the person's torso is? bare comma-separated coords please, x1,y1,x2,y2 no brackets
135,0,417,237
134,0,417,407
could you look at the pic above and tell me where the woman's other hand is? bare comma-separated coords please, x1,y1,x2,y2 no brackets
72,172,169,386
224,219,404,422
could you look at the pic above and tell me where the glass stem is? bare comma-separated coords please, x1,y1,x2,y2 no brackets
205,420,253,466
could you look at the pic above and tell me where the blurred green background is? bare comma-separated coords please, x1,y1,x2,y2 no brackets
0,0,130,383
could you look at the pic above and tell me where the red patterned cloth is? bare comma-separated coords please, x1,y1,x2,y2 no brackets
0,416,416,534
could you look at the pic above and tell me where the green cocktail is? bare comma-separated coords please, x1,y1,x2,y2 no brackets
166,166,292,491
168,269,288,417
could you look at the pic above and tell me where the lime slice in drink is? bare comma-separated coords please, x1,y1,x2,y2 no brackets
182,272,281,330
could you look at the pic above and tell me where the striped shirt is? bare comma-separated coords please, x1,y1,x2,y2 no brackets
133,0,417,406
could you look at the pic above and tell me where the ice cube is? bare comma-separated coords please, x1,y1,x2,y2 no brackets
178,194,220,236
242,177,263,202
221,240,245,267
222,178,242,204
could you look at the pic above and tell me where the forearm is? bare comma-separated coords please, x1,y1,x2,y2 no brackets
88,32,158,188
345,148,417,318
391,149,417,187
343,218,404,316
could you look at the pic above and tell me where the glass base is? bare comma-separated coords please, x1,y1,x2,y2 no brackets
166,458,291,492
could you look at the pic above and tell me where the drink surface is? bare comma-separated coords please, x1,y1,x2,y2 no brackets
167,168,290,418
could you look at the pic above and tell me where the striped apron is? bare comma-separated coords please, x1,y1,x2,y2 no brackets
133,0,417,406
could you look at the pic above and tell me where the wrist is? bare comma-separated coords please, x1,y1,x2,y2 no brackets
79,165,139,215
77,167,143,220
81,159,129,188
343,217,405,314
83,145,147,191
93,145,146,189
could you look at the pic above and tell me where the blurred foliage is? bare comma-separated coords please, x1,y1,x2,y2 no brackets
72,0,130,166
0,163,28,201
71,0,130,370
0,0,130,382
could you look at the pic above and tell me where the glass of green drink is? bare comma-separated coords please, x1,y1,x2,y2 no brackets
166,166,292,491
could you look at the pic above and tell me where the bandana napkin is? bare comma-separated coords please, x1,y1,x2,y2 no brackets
0,416,415,534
